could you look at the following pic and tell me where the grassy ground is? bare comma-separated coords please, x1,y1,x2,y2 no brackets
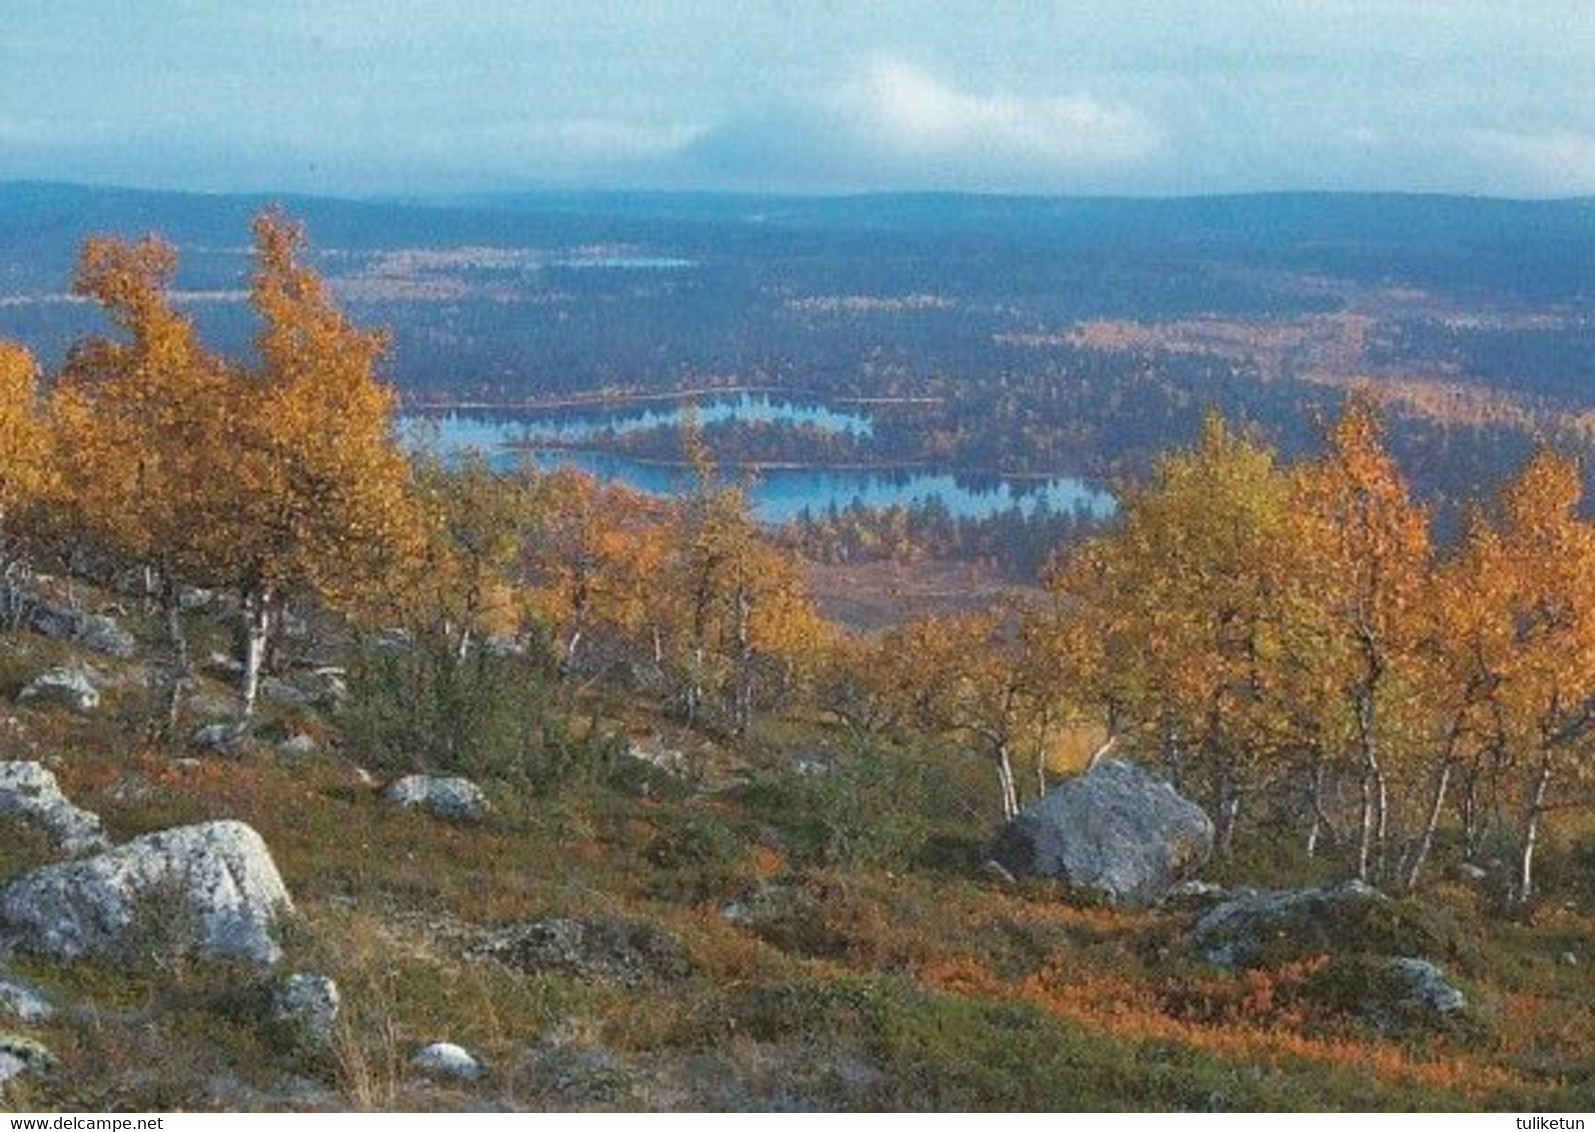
0,615,1591,1112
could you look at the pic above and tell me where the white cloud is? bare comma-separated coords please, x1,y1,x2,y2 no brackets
1467,129,1595,195
828,56,1164,171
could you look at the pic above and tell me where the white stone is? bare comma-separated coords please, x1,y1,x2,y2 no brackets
411,1041,485,1081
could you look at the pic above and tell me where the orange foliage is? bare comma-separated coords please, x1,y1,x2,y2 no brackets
914,952,1518,1099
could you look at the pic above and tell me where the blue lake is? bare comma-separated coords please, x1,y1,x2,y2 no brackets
401,398,1114,524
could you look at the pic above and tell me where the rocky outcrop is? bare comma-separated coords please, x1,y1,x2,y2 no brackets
411,1042,485,1081
0,761,109,856
472,917,692,987
987,759,1214,905
26,601,135,659
17,666,102,714
1188,881,1386,967
0,820,293,967
384,775,491,822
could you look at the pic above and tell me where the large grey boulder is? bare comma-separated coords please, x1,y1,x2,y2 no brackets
17,666,101,713
384,775,491,822
987,759,1213,906
0,761,109,856
26,601,135,659
0,820,293,967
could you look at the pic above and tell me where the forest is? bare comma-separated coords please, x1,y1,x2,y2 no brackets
0,212,1592,1111
2,212,1590,904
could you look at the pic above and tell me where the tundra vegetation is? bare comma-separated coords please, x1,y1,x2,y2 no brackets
0,214,1589,1111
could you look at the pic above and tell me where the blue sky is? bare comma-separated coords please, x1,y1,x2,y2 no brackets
2,1,1591,198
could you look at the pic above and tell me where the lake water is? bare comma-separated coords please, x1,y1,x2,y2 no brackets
402,398,1114,523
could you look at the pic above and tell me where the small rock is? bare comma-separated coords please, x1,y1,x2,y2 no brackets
260,677,310,708
26,601,135,659
277,733,318,758
0,761,109,856
1387,956,1466,1017
192,722,249,757
0,975,53,1023
1458,862,1488,882
0,1034,54,1088
269,972,340,1049
790,751,836,777
303,668,349,709
17,666,101,714
1562,951,1580,967
411,1041,484,1081
384,775,491,822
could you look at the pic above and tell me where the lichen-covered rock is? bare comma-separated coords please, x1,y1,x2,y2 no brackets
0,1034,54,1089
472,916,692,987
986,759,1213,906
0,761,109,856
411,1041,485,1081
26,601,135,659
191,722,249,757
17,666,101,714
1386,956,1466,1019
0,974,52,1023
1189,881,1386,968
268,972,340,1048
0,820,293,967
384,775,491,822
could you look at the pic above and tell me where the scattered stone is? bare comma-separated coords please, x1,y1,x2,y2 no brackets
277,733,318,758
259,677,310,707
301,668,349,709
384,775,491,822
986,759,1214,906
268,972,340,1049
25,601,135,659
178,587,216,611
1458,862,1488,882
411,1041,485,1081
0,974,53,1023
204,651,244,677
790,751,837,777
472,916,692,987
0,1034,54,1089
1386,956,1466,1018
626,742,686,776
0,819,294,967
191,722,249,757
0,761,109,856
17,666,101,714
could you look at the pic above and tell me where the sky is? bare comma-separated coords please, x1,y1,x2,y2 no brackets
1,1,1592,199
